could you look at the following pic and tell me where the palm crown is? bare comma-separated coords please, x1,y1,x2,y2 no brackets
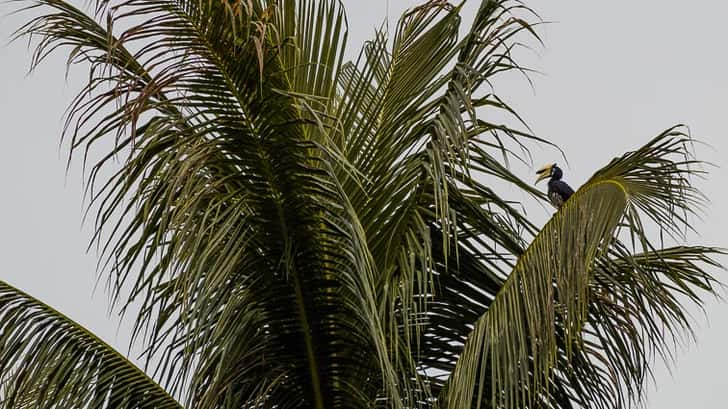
0,0,721,408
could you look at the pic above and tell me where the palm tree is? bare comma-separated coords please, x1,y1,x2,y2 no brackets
1,0,721,408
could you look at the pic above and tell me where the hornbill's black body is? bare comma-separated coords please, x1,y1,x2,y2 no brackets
536,164,574,209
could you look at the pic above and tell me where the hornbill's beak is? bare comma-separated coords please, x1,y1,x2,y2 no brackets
535,163,554,184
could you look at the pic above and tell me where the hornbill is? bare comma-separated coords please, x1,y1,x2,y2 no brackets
535,163,574,209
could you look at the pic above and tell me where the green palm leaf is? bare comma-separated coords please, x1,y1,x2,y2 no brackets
0,280,181,409
563,244,723,409
444,127,720,408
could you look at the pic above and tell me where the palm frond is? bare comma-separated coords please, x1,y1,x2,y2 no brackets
443,127,721,408
563,244,723,409
0,280,181,409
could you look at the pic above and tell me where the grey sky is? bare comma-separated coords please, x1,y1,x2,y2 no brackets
1,1,726,407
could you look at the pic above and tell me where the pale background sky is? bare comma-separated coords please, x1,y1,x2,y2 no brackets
1,1,727,407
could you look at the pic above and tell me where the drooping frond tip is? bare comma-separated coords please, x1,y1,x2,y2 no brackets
0,280,182,409
587,125,704,243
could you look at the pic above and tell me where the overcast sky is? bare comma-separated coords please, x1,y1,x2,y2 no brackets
1,1,727,407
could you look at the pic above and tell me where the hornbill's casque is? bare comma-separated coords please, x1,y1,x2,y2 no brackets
535,163,574,209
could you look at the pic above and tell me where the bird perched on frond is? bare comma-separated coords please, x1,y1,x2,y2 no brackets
535,163,574,209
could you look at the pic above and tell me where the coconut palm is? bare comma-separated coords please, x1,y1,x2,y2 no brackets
0,0,721,408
